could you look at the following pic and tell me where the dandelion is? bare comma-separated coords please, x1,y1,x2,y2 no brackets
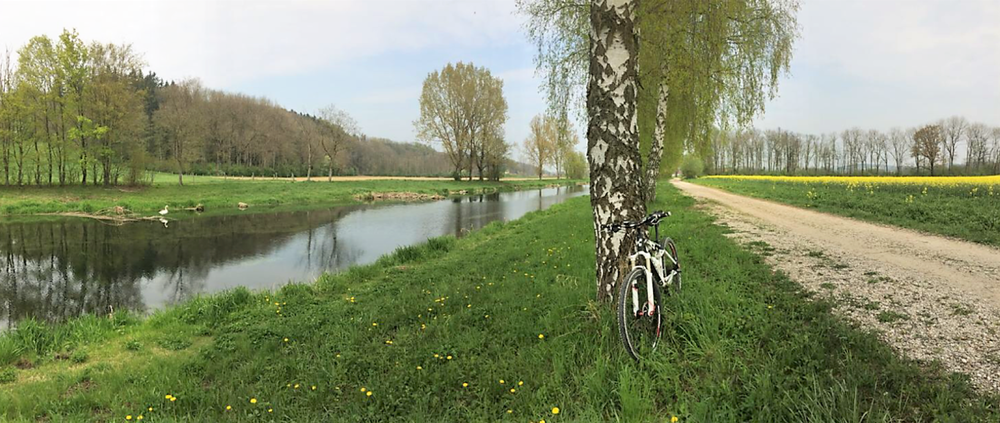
225,405,232,411
671,416,679,422
164,394,172,400
507,409,513,414
148,407,153,412
268,408,273,413
311,385,317,390
372,322,378,326
518,381,523,386
137,416,143,421
386,340,393,345
360,387,366,392
417,366,423,370
126,416,132,421
169,397,176,402
510,388,516,393
283,337,289,342
552,407,560,415
294,384,300,389
462,383,469,387
538,334,545,339
500,379,505,384
447,355,453,360
366,391,373,397
250,398,257,404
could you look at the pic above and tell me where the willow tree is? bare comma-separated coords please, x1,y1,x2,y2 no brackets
518,0,798,300
414,62,508,180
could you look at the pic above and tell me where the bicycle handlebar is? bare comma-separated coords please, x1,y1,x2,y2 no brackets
603,210,671,233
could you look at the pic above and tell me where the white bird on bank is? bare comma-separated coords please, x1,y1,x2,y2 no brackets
159,205,169,215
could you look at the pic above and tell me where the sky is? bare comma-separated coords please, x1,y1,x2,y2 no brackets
1,0,999,151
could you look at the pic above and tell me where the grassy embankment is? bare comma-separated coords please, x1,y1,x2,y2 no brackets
1,182,998,421
697,175,1000,247
0,174,577,218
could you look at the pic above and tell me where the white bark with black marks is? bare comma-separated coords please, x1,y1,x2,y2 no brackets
587,0,644,301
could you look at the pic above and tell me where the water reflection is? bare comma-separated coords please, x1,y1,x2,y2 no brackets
0,185,586,327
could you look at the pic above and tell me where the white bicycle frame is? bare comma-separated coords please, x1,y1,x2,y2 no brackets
627,238,679,316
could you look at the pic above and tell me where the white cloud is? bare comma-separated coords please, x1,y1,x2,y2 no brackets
758,0,1000,133
0,0,525,88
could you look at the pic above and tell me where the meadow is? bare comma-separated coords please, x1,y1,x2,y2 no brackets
697,175,1000,247
1,182,997,421
0,174,575,218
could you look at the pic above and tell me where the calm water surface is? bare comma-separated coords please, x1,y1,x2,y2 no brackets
0,185,586,328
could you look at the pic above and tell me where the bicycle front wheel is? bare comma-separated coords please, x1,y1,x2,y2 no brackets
617,267,662,361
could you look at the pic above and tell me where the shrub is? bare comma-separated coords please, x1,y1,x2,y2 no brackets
70,349,89,364
681,155,704,179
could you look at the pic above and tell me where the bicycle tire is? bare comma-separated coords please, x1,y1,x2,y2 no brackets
617,267,662,361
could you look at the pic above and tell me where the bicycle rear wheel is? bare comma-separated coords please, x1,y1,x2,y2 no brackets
617,267,662,361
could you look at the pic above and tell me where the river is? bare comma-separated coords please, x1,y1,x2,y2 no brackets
0,185,587,328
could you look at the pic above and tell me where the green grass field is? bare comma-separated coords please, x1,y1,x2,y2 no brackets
0,175,576,218
1,182,997,421
696,175,1000,247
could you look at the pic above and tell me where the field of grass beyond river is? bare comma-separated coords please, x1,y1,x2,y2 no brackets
0,175,576,218
1,182,998,421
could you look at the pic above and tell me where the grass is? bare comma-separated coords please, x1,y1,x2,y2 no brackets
0,173,579,218
0,182,998,421
696,175,1000,246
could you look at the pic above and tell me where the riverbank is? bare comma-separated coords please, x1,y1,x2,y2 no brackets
1,183,997,421
0,176,580,219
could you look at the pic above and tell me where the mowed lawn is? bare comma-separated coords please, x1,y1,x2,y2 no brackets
0,175,575,217
0,182,997,421
697,175,1000,247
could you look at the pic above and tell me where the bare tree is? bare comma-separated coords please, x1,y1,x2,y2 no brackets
154,79,207,186
940,116,966,173
965,122,989,174
318,105,357,181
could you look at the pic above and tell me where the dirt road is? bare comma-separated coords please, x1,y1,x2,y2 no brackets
673,179,1000,392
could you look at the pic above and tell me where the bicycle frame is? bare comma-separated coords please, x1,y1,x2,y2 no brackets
627,236,679,317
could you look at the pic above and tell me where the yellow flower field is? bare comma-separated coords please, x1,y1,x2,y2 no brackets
704,175,1000,187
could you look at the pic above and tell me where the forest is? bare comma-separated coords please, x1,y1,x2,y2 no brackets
0,30,530,187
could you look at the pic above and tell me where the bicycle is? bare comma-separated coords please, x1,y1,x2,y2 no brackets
604,210,681,361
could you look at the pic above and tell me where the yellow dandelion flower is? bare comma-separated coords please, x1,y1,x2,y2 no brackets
360,387,366,392
372,322,378,326
671,416,678,423
169,397,176,402
268,408,273,413
164,394,172,399
137,416,143,421
283,337,289,342
416,366,423,370
510,388,516,393
366,391,373,397
126,416,132,421
225,405,232,411
500,379,505,384
552,407,560,414
446,355,453,360
250,398,257,404
462,383,469,387
294,384,300,389
148,407,153,412
538,334,545,339
518,381,523,386
507,409,513,414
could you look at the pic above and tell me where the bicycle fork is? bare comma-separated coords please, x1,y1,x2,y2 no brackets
630,253,657,317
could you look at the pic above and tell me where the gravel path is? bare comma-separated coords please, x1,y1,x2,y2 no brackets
673,179,1000,393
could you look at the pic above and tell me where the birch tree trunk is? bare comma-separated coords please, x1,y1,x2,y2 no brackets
587,0,644,301
644,78,668,203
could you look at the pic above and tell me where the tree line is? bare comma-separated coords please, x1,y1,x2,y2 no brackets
0,30,510,187
702,116,1000,177
521,113,586,179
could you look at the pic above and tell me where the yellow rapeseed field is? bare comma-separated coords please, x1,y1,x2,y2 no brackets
703,175,1000,187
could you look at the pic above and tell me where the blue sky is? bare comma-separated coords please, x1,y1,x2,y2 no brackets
2,0,999,155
